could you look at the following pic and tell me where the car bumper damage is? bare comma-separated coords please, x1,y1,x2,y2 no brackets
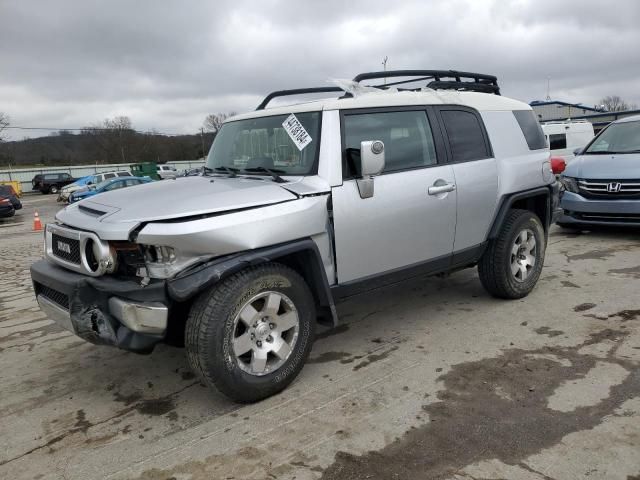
31,259,169,353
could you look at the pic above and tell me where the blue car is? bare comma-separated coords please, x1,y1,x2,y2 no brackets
558,114,640,228
69,176,152,203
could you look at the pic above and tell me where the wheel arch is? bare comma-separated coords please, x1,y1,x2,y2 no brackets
487,186,551,240
167,239,338,327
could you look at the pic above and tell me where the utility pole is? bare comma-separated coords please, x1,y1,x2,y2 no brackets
382,56,388,85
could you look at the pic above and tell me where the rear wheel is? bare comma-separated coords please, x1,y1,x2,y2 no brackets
478,209,545,299
185,263,316,403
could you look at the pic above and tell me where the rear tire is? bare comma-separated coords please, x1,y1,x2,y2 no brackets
478,209,545,299
185,263,316,403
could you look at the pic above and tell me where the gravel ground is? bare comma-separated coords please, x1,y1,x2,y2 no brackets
1,195,639,480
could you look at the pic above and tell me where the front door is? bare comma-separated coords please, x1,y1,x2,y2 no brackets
332,108,457,284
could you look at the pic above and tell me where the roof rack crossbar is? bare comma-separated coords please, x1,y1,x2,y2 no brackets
353,70,500,95
256,86,347,110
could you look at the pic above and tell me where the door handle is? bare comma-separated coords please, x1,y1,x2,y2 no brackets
428,183,456,195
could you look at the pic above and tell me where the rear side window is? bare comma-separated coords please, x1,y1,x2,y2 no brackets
440,110,491,162
104,173,116,179
513,110,546,150
118,171,132,177
549,133,567,150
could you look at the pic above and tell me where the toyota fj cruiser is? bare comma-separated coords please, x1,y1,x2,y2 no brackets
31,70,560,402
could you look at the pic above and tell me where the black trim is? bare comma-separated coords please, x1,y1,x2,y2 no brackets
256,87,347,110
331,243,487,301
487,186,552,240
167,239,338,325
352,70,500,95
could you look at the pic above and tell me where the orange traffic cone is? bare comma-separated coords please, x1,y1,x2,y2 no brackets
33,211,43,231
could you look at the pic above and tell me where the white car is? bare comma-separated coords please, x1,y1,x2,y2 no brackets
157,164,178,179
541,120,594,163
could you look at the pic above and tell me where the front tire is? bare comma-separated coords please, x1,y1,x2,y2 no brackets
49,185,59,194
478,209,545,299
185,263,316,403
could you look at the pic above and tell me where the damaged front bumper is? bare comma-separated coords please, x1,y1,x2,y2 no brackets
31,259,169,353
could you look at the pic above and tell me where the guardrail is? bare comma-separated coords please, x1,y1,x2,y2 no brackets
0,160,206,193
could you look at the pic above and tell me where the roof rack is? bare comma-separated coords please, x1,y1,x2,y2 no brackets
256,86,348,110
256,69,500,110
353,70,500,95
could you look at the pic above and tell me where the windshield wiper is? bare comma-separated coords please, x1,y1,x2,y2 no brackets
213,166,240,177
242,166,287,183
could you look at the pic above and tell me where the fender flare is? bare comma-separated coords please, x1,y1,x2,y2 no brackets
487,186,552,240
167,238,338,325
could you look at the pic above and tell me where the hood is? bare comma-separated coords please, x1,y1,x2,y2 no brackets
64,175,299,224
565,153,640,179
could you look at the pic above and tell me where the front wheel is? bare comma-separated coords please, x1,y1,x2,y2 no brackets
185,263,316,403
49,185,59,194
478,209,545,299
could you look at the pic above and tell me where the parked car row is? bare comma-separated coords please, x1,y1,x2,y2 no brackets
68,176,152,203
30,164,182,197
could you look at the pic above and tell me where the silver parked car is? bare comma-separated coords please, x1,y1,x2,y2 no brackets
31,70,560,402
557,114,640,228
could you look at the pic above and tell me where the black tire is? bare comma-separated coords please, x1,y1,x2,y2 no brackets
185,263,316,403
49,185,59,194
478,209,545,299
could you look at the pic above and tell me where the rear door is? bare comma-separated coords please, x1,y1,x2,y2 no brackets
434,106,498,253
332,107,457,284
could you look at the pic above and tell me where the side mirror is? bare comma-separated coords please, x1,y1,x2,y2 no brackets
572,147,583,156
357,140,385,199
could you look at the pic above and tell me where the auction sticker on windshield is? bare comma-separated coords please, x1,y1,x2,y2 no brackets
282,114,312,151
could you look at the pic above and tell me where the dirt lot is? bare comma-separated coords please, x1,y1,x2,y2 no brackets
1,195,639,480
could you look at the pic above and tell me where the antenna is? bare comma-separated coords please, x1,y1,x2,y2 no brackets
545,76,551,101
382,56,388,85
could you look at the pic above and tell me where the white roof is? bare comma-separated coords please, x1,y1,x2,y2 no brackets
229,89,531,122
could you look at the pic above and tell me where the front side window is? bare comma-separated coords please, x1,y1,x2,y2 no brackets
118,172,132,177
342,110,437,178
441,109,491,162
586,120,640,154
206,112,321,175
549,133,567,150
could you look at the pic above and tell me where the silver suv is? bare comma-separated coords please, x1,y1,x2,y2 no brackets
31,70,560,402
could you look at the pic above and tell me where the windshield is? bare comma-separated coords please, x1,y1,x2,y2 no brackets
94,179,112,190
586,120,640,154
206,112,321,176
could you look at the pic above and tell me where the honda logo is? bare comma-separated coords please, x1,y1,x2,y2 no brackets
607,182,622,193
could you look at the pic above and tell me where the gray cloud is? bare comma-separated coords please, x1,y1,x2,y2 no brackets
1,0,638,139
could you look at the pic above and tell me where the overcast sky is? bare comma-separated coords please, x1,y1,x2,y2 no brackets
1,0,638,140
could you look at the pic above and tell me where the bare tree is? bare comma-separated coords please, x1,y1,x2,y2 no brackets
0,112,9,141
203,112,236,133
599,95,638,112
83,116,136,163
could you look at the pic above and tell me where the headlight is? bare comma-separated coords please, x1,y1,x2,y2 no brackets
559,176,579,193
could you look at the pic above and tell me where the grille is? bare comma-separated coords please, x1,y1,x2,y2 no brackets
35,282,70,310
578,179,640,199
51,233,81,264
